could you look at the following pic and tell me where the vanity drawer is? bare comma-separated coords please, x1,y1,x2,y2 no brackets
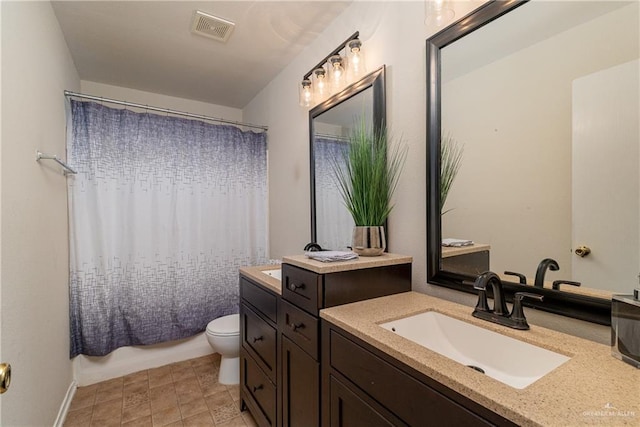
282,264,322,314
242,303,277,382
241,277,278,323
281,299,319,360
242,350,277,427
329,329,496,427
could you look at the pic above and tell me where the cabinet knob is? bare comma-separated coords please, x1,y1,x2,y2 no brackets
289,282,305,292
252,384,263,393
289,322,304,332
252,336,263,343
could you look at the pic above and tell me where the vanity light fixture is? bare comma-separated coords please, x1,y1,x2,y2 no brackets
298,31,364,108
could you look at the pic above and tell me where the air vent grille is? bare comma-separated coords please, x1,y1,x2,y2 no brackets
191,11,235,42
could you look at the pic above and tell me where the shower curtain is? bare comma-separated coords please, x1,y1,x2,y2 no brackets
314,137,354,250
67,100,267,357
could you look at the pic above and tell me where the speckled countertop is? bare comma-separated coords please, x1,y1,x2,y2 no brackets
282,253,412,274
320,291,640,427
239,265,282,295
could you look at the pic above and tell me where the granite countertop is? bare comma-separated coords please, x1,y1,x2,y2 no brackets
239,265,282,295
320,291,640,426
282,253,412,274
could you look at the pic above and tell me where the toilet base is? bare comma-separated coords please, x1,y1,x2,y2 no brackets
218,355,239,385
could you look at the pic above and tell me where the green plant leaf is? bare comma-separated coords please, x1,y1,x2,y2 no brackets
330,119,408,226
440,132,464,215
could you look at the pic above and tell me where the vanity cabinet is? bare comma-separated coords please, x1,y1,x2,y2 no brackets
321,321,518,427
280,258,411,427
240,277,280,427
442,244,490,276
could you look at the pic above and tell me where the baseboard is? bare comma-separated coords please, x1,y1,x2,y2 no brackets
73,332,213,386
53,380,77,427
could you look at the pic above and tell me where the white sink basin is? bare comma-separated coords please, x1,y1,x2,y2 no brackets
380,311,570,389
261,268,281,281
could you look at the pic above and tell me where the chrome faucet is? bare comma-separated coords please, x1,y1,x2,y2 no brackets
534,258,559,288
473,271,543,330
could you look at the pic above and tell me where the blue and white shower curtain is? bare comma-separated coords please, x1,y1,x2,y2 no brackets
314,137,354,250
67,100,267,357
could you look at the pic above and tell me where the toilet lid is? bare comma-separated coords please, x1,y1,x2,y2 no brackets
206,313,239,336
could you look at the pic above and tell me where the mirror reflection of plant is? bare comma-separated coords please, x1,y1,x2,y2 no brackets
440,133,464,215
331,120,408,226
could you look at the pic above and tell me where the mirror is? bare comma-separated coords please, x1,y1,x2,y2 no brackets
427,0,639,325
310,66,386,249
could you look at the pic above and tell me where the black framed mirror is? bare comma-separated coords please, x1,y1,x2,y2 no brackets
426,0,639,325
310,66,386,249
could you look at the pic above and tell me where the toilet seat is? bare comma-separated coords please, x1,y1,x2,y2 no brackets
206,313,239,336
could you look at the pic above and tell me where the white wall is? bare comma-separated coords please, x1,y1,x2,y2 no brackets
1,1,80,425
441,3,639,283
72,81,243,385
243,0,483,287
80,81,243,123
244,1,611,343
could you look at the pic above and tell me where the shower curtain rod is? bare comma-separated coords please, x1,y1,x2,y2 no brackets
64,90,269,131
315,133,349,141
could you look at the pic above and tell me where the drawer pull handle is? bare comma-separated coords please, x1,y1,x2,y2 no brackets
252,336,263,343
289,282,305,292
289,322,304,332
252,384,263,393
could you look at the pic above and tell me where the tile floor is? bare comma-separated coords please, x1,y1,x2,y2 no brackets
64,354,257,427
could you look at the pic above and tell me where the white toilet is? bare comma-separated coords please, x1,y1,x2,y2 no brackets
205,313,240,385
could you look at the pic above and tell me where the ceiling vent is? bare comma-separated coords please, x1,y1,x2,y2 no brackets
190,11,235,42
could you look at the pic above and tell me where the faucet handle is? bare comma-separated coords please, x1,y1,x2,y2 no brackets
552,280,581,290
474,288,491,312
504,271,528,284
510,292,544,330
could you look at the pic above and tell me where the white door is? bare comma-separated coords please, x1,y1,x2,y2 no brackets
572,59,639,292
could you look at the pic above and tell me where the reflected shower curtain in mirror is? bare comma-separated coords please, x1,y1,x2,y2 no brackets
314,137,354,250
67,100,267,357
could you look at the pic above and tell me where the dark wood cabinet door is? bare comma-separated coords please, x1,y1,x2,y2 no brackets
329,375,400,427
282,336,319,427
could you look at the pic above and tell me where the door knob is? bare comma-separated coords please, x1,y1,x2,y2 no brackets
575,246,591,257
0,363,11,394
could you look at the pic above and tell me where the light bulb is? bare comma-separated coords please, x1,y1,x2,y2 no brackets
312,67,329,103
346,39,366,83
299,79,312,107
329,55,346,92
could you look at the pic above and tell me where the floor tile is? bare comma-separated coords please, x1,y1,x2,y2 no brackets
63,406,93,427
68,389,96,412
148,366,174,388
151,404,181,426
216,415,248,427
182,411,215,427
91,398,122,422
200,380,227,397
178,396,209,419
226,384,240,402
122,401,152,423
124,370,150,385
242,412,258,427
122,415,153,427
210,402,241,425
64,353,258,427
205,390,233,410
